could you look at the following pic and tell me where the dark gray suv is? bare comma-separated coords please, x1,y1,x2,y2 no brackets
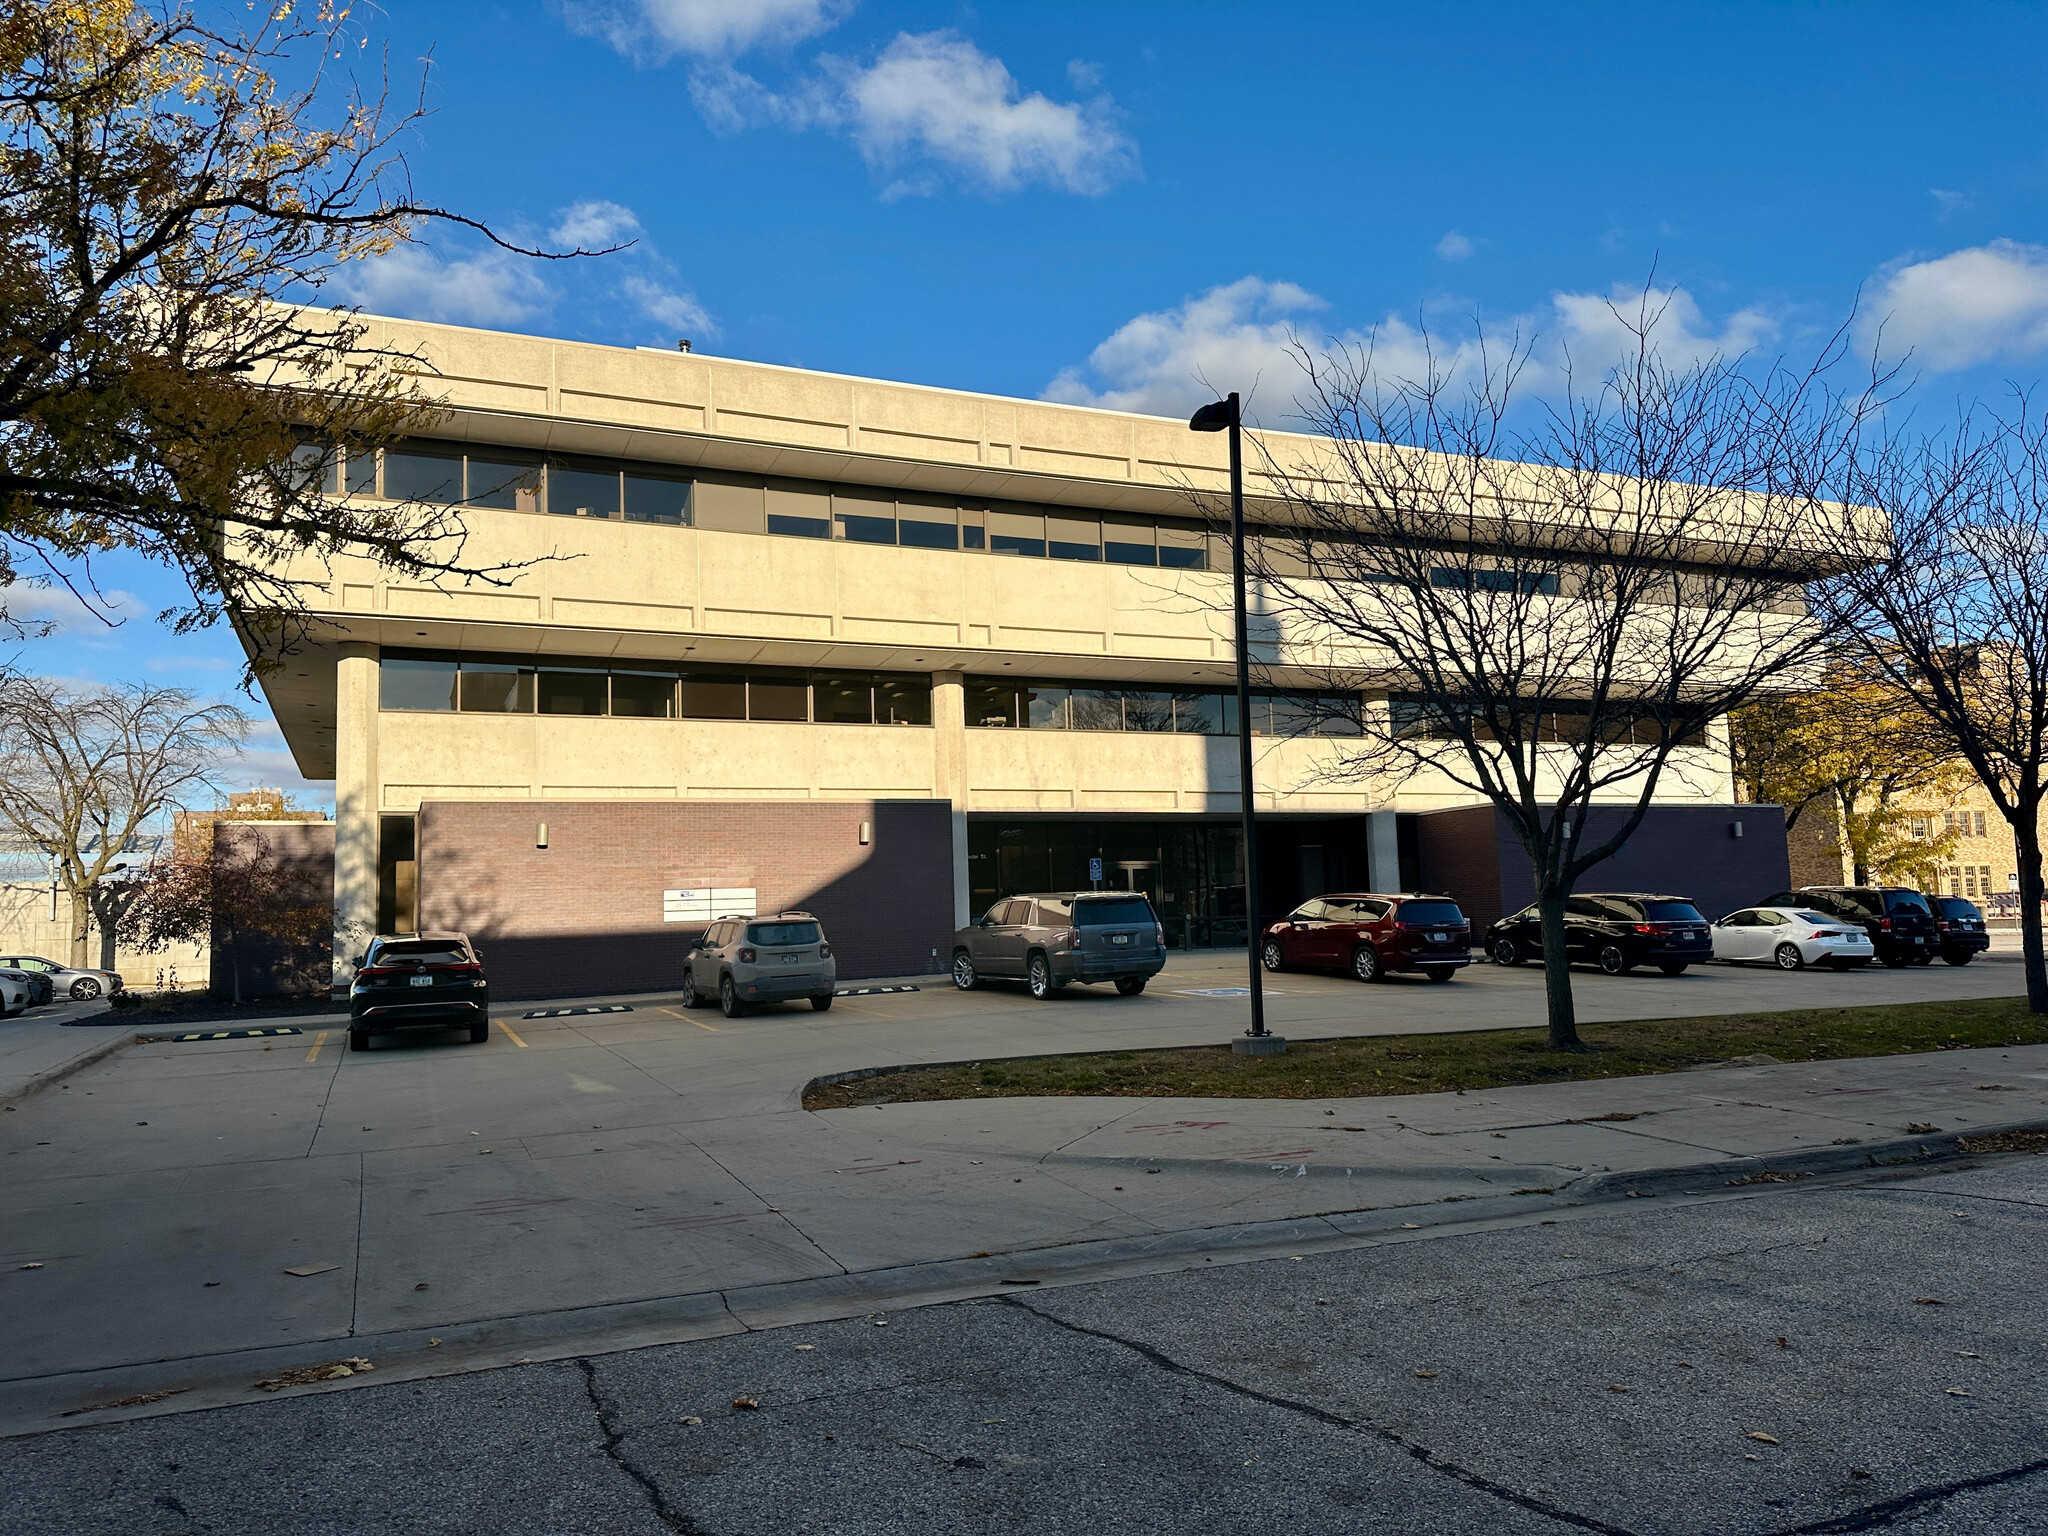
952,892,1166,999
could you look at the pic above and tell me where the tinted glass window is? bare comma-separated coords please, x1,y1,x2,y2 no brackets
748,921,820,946
680,671,746,720
609,671,677,718
381,657,457,711
877,677,932,726
897,500,957,550
1103,515,1156,566
1048,514,1100,562
835,508,897,544
373,940,468,964
1565,897,1607,919
1070,690,1123,731
1937,896,1981,918
538,669,607,716
383,445,462,503
1396,901,1465,925
1157,520,1207,569
623,472,691,525
1884,891,1933,916
291,441,339,495
1790,911,1832,925
549,465,618,519
344,447,377,496
967,679,1018,727
1290,901,1329,921
458,663,534,714
1023,685,1070,729
989,509,1045,557
1122,691,1174,732
1075,896,1155,927
1000,900,1033,925
466,457,542,511
1641,901,1705,922
748,674,809,722
812,674,875,724
1172,691,1223,734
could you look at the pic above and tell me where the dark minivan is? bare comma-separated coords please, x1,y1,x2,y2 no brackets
349,932,490,1051
952,892,1167,999
1933,895,1991,966
1487,893,1713,975
1260,894,1472,983
1759,887,1938,967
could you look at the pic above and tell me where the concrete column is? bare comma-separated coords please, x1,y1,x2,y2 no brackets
331,643,381,994
1367,809,1401,893
932,671,971,928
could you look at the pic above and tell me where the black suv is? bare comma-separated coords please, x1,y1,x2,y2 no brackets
1758,887,1938,967
1932,896,1991,967
1487,893,1713,975
348,932,490,1051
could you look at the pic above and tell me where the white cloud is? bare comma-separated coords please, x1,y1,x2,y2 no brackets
622,274,715,338
0,583,133,633
562,0,845,61
1930,188,1969,221
1858,239,2048,372
1066,59,1103,90
696,31,1136,198
550,200,642,250
1435,231,1475,261
335,244,552,327
1548,283,1776,374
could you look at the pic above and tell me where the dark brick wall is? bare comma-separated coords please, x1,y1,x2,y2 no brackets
211,821,335,996
1416,803,1791,930
415,799,955,1000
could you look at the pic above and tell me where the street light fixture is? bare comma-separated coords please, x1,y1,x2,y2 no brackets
1190,392,1283,1056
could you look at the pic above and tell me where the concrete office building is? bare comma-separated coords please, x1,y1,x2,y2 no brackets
250,314,1786,999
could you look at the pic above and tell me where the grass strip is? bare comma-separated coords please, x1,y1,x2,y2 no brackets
802,997,2048,1110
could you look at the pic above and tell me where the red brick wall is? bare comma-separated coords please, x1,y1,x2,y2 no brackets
415,799,955,1000
211,821,335,996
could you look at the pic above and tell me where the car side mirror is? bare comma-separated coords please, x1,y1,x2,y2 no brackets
353,953,366,968
978,916,994,928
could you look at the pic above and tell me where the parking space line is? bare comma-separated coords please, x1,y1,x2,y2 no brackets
658,1006,719,1032
496,1020,529,1048
304,1030,328,1063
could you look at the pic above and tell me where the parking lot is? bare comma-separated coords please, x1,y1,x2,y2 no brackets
0,950,2036,1434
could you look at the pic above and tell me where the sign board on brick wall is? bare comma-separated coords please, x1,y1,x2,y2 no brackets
662,888,757,923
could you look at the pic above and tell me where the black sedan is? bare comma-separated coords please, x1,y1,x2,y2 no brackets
1487,893,1714,976
348,932,490,1051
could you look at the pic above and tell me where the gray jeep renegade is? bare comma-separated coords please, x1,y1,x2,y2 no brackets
684,912,837,1017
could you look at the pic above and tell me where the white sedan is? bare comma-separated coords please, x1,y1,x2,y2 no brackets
0,972,26,1015
1712,908,1874,971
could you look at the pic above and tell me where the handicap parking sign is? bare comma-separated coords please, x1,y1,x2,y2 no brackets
1089,856,1103,882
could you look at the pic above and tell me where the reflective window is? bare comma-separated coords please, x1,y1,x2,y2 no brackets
1123,691,1175,732
813,674,875,724
466,456,542,512
343,447,377,497
624,473,691,526
766,483,829,539
680,670,746,720
550,463,620,520
1172,691,1222,734
748,673,809,722
1048,513,1101,562
1158,520,1208,570
380,657,457,711
898,498,959,550
960,507,987,551
834,490,897,546
1103,514,1157,567
610,671,677,718
458,662,534,714
967,679,1017,727
1023,685,1070,730
538,669,607,716
1069,690,1124,731
383,444,463,504
989,508,1046,558
877,677,933,725
291,441,339,495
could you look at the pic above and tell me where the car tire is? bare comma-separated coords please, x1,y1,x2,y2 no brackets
719,976,747,1018
1422,967,1456,984
70,977,102,1000
1597,943,1632,976
682,968,701,1007
1942,952,1974,967
1880,951,1911,968
1773,944,1804,971
1027,952,1060,1000
1115,976,1147,996
952,950,980,990
469,1020,489,1043
1659,962,1690,976
1910,951,1936,966
1260,939,1286,973
1350,944,1382,983
811,994,834,1012
1489,936,1523,967
348,1028,370,1052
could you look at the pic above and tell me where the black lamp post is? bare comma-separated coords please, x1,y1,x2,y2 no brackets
1190,392,1281,1053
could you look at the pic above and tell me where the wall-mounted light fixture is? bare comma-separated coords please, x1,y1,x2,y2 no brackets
1731,821,1744,839
537,822,549,849
859,820,872,847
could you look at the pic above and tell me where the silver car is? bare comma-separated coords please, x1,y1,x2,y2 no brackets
0,954,122,1000
1712,907,1875,971
683,912,836,1018
952,891,1167,999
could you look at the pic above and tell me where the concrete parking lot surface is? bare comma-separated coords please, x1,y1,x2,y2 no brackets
3,1150,2044,1535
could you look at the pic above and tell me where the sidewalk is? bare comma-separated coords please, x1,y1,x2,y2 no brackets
0,1002,125,1109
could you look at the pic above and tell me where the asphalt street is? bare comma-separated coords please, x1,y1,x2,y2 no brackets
4,1149,2043,1535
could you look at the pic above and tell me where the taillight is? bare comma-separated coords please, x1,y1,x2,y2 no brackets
1154,924,1165,946
1879,917,1893,931
1059,930,1081,949
738,947,757,963
819,942,832,959
1937,920,1951,932
1633,923,1658,934
442,962,482,977
356,965,400,982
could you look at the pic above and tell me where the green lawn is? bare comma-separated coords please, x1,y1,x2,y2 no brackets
802,997,2048,1110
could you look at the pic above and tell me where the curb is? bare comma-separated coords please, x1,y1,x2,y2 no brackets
0,1031,141,1112
8,1114,2043,1440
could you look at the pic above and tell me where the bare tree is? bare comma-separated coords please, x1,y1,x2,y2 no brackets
1228,309,1864,1049
0,676,247,965
1815,410,2048,1011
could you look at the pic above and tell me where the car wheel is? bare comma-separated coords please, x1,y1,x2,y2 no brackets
348,1028,370,1052
1910,951,1936,966
1489,936,1523,967
70,976,102,1000
1880,951,1911,968
1422,967,1456,984
469,1020,489,1043
1115,976,1147,996
952,950,980,990
1773,944,1804,971
1350,944,1382,983
1027,953,1060,1000
811,994,834,1012
1260,939,1286,973
719,976,747,1018
1659,963,1689,976
681,968,700,1007
1597,943,1632,976
1942,952,1973,967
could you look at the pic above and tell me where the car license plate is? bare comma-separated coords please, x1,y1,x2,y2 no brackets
1111,933,1130,945
781,954,801,965
409,975,432,987
1430,932,1446,943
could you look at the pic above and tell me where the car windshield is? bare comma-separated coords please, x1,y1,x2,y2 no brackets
1396,901,1465,925
1641,901,1706,922
1936,897,1981,919
375,941,468,964
1883,891,1933,916
748,921,820,946
1073,896,1155,927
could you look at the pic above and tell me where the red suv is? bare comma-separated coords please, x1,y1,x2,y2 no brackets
1261,894,1472,983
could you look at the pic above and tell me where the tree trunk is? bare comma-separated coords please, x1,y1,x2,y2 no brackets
1537,887,1583,1050
2017,831,2047,1015
67,886,92,967
1838,784,1868,884
229,937,243,1008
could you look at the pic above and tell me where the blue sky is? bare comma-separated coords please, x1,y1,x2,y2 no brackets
24,0,2048,809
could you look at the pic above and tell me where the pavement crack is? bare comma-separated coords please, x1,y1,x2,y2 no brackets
577,1357,705,1535
1760,1456,2048,1534
1001,1296,1641,1536
679,1137,848,1277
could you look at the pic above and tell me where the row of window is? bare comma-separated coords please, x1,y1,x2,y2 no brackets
379,654,933,725
298,439,1217,568
1910,811,1991,840
965,679,1363,737
1388,696,1710,747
